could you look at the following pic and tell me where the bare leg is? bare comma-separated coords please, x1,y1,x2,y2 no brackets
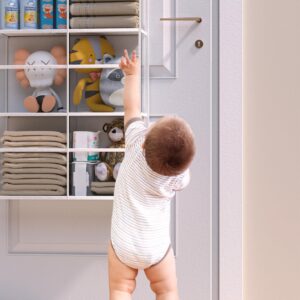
24,96,39,112
42,95,56,112
108,243,138,300
144,248,179,300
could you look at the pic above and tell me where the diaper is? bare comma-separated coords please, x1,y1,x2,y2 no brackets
111,240,171,270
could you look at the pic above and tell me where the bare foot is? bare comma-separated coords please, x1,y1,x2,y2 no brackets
42,95,56,112
24,96,39,112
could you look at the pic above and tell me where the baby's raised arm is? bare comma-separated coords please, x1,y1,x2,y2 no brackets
119,49,141,126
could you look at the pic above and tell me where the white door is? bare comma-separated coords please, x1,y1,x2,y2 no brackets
0,0,218,299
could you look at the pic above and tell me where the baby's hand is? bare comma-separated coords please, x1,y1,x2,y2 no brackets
119,49,139,76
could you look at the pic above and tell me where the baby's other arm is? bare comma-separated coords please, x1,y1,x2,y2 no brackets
119,49,141,126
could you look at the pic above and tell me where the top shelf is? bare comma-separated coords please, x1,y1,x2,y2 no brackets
0,28,147,37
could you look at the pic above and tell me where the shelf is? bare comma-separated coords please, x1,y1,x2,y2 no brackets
0,148,67,153
0,64,119,70
0,29,67,37
0,112,147,117
0,65,67,70
69,148,125,153
0,113,67,117
0,196,68,201
69,28,142,35
68,196,114,201
0,1,149,202
0,28,147,37
0,195,114,201
69,64,119,69
68,112,124,117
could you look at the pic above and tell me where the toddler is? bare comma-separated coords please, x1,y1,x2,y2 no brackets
108,49,196,300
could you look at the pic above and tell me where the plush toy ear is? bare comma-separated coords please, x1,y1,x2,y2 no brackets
14,49,30,88
103,123,111,133
51,46,67,86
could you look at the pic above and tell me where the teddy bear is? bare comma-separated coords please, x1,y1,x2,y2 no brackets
95,118,125,182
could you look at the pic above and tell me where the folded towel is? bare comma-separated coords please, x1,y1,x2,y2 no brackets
3,141,66,148
3,162,67,171
2,167,67,175
3,131,66,140
3,173,67,184
91,181,115,195
2,178,66,186
70,3,139,16
0,184,66,196
3,152,66,160
2,135,66,144
70,16,139,28
3,157,67,165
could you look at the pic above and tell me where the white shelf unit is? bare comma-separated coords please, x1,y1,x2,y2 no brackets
0,0,149,201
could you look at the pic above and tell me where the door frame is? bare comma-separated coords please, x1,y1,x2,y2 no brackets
219,0,243,300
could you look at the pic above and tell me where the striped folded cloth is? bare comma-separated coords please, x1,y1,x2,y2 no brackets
70,2,139,16
70,16,139,28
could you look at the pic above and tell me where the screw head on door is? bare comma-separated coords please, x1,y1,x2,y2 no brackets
195,40,204,49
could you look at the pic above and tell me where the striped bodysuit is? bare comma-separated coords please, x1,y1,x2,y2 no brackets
111,119,190,269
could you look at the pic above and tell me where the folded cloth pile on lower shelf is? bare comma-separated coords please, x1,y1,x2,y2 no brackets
91,181,115,195
70,0,139,28
0,131,67,196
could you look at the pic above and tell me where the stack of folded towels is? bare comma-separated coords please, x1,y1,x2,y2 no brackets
0,131,67,196
70,0,139,29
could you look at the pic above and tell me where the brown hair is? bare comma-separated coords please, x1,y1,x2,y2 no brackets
144,116,196,176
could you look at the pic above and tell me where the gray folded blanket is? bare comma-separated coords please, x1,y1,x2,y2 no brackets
3,173,67,185
2,178,66,186
70,16,139,28
3,131,66,140
2,135,66,143
3,157,66,165
3,141,66,148
70,3,139,16
2,166,67,175
3,162,67,170
0,184,66,196
91,181,115,195
3,152,66,159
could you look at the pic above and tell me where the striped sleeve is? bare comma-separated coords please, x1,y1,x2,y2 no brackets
125,118,147,147
173,169,191,191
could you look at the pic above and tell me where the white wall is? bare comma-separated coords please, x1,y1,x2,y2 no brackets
244,0,300,299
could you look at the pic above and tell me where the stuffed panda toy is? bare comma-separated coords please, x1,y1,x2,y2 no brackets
100,58,125,111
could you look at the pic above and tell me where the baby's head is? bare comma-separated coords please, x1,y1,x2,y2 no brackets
143,116,196,176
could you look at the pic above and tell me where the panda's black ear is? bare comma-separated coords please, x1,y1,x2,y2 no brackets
103,123,110,133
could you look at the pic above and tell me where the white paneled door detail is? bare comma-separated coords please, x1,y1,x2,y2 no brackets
0,0,218,299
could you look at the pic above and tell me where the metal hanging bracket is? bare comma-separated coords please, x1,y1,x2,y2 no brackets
160,17,202,23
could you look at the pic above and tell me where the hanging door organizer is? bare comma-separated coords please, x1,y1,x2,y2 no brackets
0,0,149,200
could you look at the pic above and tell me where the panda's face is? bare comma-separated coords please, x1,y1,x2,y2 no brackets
100,67,124,108
108,126,124,142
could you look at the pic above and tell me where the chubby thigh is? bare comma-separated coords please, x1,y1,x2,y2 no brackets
144,247,179,298
108,243,179,299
